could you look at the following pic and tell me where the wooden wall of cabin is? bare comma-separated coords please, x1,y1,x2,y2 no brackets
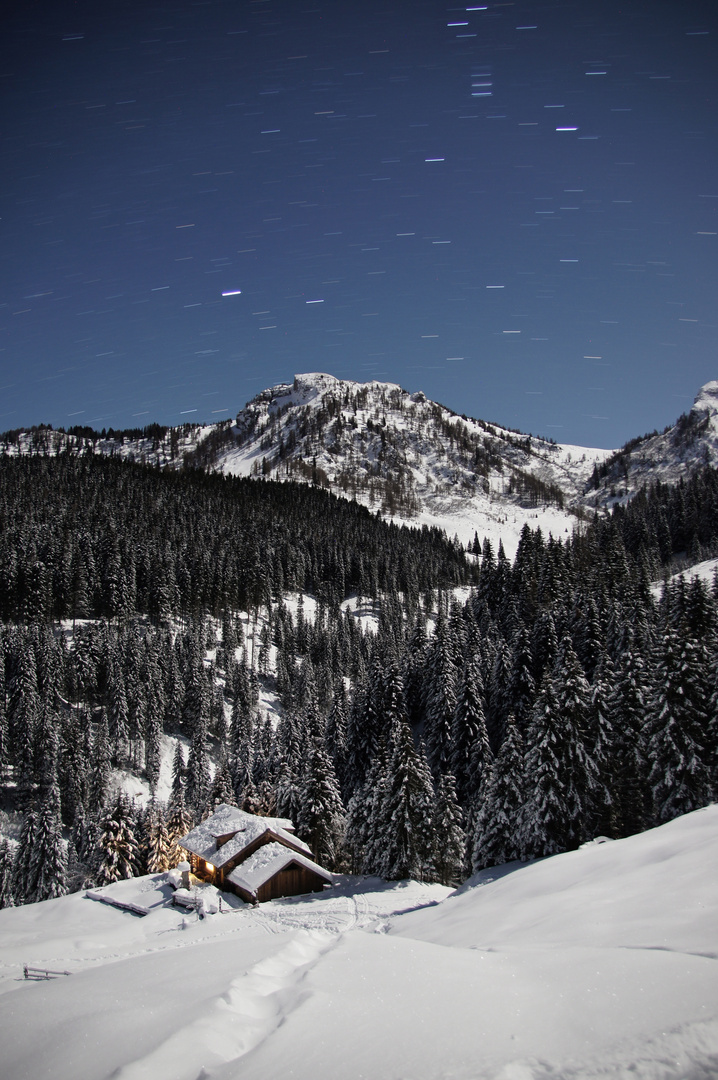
256,865,327,904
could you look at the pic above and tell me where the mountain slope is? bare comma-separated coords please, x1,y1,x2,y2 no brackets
213,372,613,552
587,380,718,506
4,373,718,553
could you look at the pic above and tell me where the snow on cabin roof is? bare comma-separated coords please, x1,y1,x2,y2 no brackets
178,805,308,868
226,841,334,898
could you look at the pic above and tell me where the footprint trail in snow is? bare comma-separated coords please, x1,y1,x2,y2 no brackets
113,929,336,1080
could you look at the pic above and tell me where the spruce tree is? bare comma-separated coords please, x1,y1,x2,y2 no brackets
344,753,385,875
519,657,596,859
450,653,490,806
647,630,713,824
170,739,186,804
145,803,171,873
610,632,649,836
423,624,457,780
186,715,211,812
96,794,139,885
166,791,194,867
0,838,16,908
472,715,525,871
13,808,38,904
89,709,112,812
376,719,436,882
30,779,68,901
324,683,349,799
506,626,536,731
432,773,465,886
585,653,615,839
144,712,162,796
208,754,236,810
297,740,345,868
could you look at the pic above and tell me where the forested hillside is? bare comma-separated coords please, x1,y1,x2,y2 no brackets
1,452,717,909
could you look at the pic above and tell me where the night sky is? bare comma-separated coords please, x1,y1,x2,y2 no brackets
2,0,716,447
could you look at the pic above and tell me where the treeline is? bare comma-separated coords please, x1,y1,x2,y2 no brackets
0,454,472,624
0,421,174,448
2,459,718,908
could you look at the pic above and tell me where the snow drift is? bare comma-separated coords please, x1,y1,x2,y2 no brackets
0,806,716,1080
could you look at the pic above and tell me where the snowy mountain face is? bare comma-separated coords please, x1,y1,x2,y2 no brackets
4,373,718,553
587,380,718,507
215,373,614,552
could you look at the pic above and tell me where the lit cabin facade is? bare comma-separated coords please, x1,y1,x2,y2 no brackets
178,804,333,904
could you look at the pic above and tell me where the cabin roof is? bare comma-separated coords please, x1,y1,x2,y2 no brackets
178,804,309,868
226,841,334,898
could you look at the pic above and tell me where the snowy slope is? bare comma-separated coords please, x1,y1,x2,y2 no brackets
650,557,718,600
218,373,612,544
0,372,614,554
5,373,718,553
1,806,717,1080
587,380,718,508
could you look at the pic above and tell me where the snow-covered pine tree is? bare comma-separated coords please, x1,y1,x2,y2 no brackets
207,753,236,809
12,807,37,903
584,652,615,838
506,626,536,731
107,662,130,766
422,617,458,779
144,710,162,796
170,739,186,803
89,708,112,811
145,802,171,873
274,760,303,824
0,838,16,908
0,656,7,787
432,772,465,886
647,629,713,825
166,791,194,867
472,714,525,871
324,683,349,799
345,748,387,875
376,719,436,882
30,778,68,901
96,793,139,885
344,673,380,798
9,638,40,808
486,638,512,754
297,740,345,868
519,641,596,859
530,608,558,685
609,630,649,837
450,652,490,806
185,712,211,812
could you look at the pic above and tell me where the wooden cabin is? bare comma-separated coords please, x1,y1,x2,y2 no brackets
177,804,333,904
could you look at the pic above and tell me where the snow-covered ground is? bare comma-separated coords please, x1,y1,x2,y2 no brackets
1,806,716,1080
651,557,718,600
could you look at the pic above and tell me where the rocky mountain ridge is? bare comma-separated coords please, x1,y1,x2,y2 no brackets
3,374,717,553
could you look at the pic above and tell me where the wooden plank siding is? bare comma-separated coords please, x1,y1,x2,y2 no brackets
255,864,328,904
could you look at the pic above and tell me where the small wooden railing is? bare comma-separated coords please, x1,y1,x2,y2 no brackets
23,966,71,981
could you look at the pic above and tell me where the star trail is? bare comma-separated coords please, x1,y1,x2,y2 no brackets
1,0,716,445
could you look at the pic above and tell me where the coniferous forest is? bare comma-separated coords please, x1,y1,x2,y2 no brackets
1,450,717,908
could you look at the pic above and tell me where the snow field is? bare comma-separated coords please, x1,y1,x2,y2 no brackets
1,808,717,1080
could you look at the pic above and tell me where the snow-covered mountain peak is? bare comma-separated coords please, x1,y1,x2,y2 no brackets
213,373,616,553
3,373,716,555
692,378,718,406
586,377,718,507
690,380,718,424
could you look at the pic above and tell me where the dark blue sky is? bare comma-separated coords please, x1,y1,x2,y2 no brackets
2,0,716,447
